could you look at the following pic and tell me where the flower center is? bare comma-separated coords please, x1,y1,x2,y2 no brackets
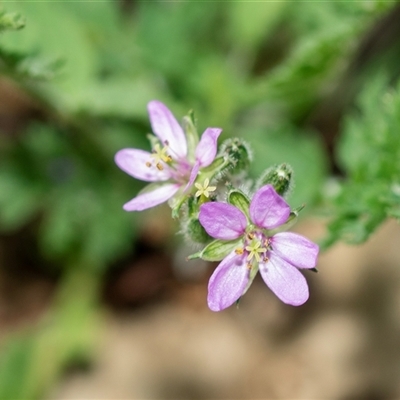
146,143,172,171
144,140,192,183
236,230,272,269
245,238,265,263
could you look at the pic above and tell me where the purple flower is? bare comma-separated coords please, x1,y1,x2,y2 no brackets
115,101,222,211
199,185,319,311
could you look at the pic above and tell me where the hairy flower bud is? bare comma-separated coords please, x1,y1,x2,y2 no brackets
219,138,252,175
257,163,293,197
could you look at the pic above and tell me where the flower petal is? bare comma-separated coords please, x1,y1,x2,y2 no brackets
195,127,222,167
147,101,187,159
123,183,180,211
249,185,290,229
115,149,172,182
259,253,309,306
199,202,247,240
271,232,319,269
207,251,249,312
184,160,200,192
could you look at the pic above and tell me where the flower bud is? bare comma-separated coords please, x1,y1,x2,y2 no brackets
257,163,293,197
219,138,252,175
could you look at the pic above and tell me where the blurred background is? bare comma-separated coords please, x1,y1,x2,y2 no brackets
1,1,400,399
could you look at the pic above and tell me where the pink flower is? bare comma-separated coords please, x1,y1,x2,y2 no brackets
115,101,221,211
199,185,319,311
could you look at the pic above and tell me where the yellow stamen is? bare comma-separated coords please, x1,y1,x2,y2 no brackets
150,143,172,164
194,178,217,198
245,239,266,263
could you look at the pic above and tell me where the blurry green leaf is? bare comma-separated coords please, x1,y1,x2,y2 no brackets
249,125,328,208
136,2,220,78
39,181,137,269
323,75,400,247
0,269,101,400
228,2,286,52
0,333,35,400
250,28,355,120
246,1,397,121
0,9,25,32
66,78,163,118
0,167,44,231
1,2,97,95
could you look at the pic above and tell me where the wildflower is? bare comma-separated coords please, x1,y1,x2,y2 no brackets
115,101,221,211
199,185,319,311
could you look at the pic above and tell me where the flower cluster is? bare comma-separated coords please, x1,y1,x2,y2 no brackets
115,101,319,312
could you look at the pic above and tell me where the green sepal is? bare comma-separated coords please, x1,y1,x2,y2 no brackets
170,194,187,219
227,189,250,220
185,217,211,244
199,156,226,175
280,204,304,231
182,111,199,164
188,238,241,261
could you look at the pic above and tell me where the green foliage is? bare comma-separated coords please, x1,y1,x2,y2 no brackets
323,76,400,247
